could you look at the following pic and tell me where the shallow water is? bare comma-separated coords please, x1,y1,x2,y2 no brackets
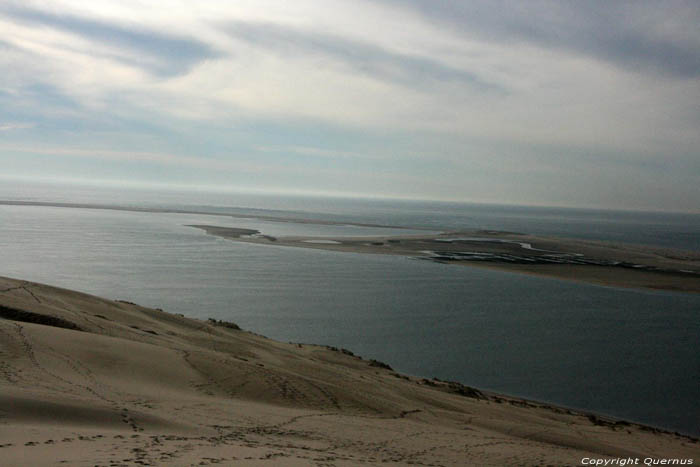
1,204,698,435
2,179,700,250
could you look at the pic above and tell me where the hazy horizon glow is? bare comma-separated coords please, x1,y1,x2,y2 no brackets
1,1,699,212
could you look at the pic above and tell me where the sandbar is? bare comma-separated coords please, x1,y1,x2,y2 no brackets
190,226,700,293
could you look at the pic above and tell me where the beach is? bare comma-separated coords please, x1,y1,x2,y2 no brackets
2,201,699,294
189,225,700,293
1,276,698,466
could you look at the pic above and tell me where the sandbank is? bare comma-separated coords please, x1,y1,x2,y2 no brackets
190,226,700,293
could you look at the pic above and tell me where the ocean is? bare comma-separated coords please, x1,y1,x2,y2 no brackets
0,181,699,435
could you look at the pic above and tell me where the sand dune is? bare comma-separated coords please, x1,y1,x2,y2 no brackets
0,276,697,466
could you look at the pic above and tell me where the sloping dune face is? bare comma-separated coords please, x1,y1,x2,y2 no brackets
0,276,697,466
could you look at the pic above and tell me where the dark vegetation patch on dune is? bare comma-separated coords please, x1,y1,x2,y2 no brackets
207,318,242,330
369,359,394,370
0,304,82,331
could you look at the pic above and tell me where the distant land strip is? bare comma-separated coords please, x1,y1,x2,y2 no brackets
0,200,426,230
190,225,700,294
2,200,698,293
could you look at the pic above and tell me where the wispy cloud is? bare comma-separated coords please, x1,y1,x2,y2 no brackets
0,122,34,131
0,0,698,210
223,20,501,92
256,145,377,160
0,4,220,77
381,0,700,78
0,144,250,171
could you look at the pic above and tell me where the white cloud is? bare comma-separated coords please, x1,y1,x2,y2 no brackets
0,122,35,131
1,0,698,210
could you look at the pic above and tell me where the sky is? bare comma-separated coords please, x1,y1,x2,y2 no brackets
1,0,699,212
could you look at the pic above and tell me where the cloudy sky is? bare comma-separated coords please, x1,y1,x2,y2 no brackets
1,0,699,211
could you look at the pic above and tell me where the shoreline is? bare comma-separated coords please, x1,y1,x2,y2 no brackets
3,199,698,292
189,225,700,293
0,199,428,230
1,276,698,465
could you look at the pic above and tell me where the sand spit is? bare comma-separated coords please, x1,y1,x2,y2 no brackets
0,200,420,231
0,277,698,466
190,226,700,293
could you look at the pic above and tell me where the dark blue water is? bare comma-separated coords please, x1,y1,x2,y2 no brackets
0,202,698,436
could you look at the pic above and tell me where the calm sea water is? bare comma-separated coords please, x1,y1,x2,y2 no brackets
2,179,699,251
0,183,699,435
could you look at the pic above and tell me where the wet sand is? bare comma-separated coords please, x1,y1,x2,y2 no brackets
1,276,698,465
4,200,697,292
191,226,700,293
